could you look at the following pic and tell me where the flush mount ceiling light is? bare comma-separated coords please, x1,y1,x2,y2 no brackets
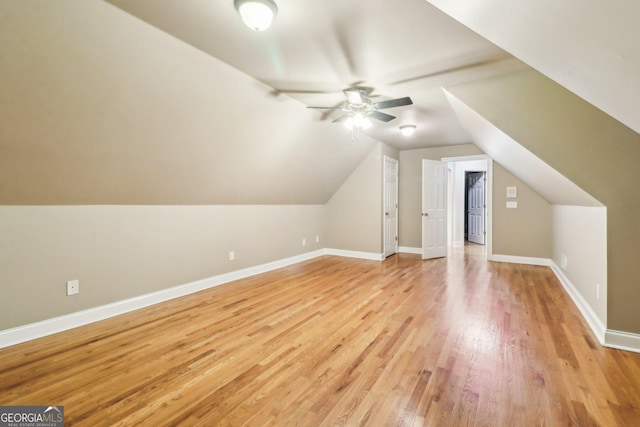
234,0,278,31
399,125,416,136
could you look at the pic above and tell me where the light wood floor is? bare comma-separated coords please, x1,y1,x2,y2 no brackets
1,246,640,426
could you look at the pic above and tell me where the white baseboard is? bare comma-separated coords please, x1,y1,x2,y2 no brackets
489,254,551,266
604,330,640,354
549,261,606,344
325,248,384,261
451,240,465,248
398,246,422,255
0,249,326,349
6,248,640,355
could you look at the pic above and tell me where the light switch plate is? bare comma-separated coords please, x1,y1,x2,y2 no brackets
506,186,517,198
506,201,518,209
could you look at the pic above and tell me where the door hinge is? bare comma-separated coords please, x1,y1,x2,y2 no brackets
395,236,398,241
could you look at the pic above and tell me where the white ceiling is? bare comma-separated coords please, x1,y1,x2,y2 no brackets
106,0,527,150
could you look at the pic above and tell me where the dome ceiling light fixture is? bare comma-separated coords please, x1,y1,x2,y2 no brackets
400,125,416,136
234,0,278,31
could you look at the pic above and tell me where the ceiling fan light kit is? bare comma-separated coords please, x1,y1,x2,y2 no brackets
400,125,416,136
344,113,372,130
307,88,413,136
234,0,278,31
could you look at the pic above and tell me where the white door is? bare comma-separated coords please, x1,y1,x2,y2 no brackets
422,160,448,259
383,156,398,257
467,172,485,245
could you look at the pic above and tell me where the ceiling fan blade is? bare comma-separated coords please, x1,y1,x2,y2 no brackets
306,106,335,109
369,111,396,122
332,114,350,123
344,89,364,105
374,97,413,110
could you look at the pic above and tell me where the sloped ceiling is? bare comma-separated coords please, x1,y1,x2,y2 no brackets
0,0,531,205
0,0,376,204
425,0,640,135
105,0,526,150
444,89,602,207
4,1,633,207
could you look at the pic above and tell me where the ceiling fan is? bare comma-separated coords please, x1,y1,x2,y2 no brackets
307,88,413,130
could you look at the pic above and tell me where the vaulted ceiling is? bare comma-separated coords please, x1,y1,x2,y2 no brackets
0,0,530,205
426,0,640,135
1,0,637,207
105,0,526,149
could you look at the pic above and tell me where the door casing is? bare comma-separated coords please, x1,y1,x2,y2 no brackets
383,156,398,258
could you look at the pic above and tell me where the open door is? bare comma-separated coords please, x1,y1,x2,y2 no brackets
422,159,448,259
467,172,486,245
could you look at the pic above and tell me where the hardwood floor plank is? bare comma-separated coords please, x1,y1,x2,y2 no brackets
2,248,640,425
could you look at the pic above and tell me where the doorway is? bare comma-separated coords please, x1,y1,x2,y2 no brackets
465,171,486,245
441,155,492,259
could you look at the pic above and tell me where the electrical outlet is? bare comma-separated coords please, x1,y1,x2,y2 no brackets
315,235,320,243
302,238,306,246
67,280,79,296
229,251,235,261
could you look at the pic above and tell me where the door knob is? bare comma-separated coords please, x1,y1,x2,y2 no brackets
385,212,389,216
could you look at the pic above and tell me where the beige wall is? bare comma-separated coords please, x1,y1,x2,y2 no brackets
446,69,640,334
398,145,551,257
552,206,607,326
0,139,399,332
0,0,373,206
0,205,325,330
398,144,482,248
325,142,398,254
492,162,552,258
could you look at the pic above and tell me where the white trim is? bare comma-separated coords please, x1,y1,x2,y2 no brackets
604,330,640,354
489,254,551,266
399,246,422,254
0,249,326,349
441,154,490,162
7,247,640,355
549,261,606,344
495,257,640,353
441,155,493,260
325,249,384,261
451,240,465,248
485,159,493,260
383,156,399,258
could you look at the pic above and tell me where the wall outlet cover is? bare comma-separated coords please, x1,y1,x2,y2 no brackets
67,280,79,296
